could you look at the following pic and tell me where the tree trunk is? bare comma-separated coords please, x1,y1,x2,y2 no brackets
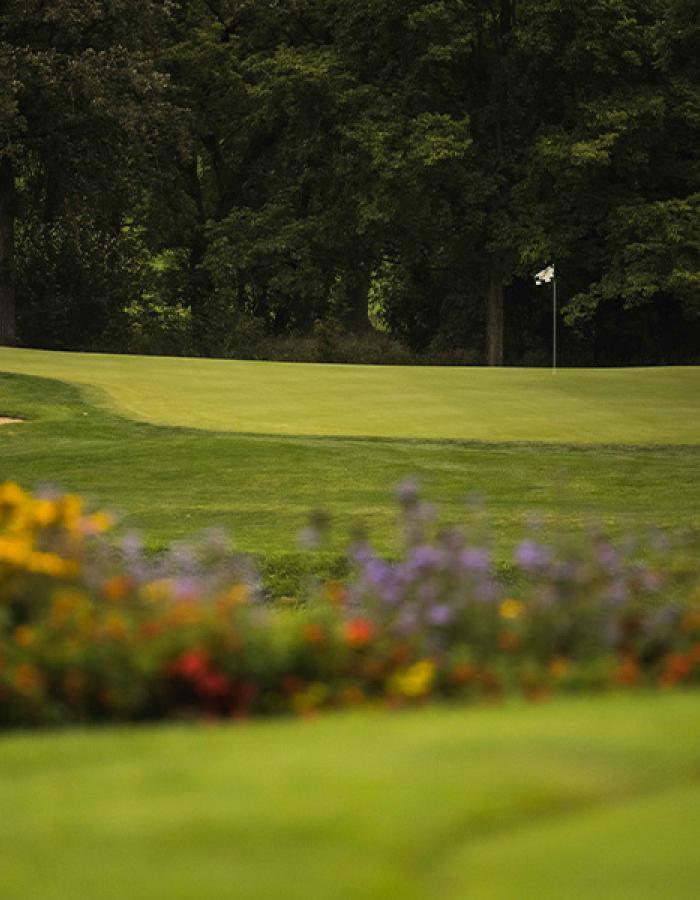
340,265,371,333
487,271,504,366
0,156,16,346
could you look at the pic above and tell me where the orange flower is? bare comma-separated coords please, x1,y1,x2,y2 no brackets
681,609,700,633
102,576,132,602
11,663,44,698
343,617,375,647
613,656,640,686
549,656,572,679
325,581,346,606
14,626,37,648
338,685,366,706
498,631,520,651
304,623,326,645
662,652,692,683
450,662,476,685
64,670,87,701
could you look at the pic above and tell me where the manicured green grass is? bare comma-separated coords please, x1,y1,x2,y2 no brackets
1,693,699,899
1,372,698,555
2,356,698,897
1,347,699,443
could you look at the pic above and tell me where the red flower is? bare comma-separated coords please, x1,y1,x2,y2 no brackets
344,618,375,647
198,672,231,700
170,649,210,680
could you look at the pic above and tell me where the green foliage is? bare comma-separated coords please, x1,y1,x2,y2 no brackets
16,215,149,349
0,0,172,346
1,0,699,362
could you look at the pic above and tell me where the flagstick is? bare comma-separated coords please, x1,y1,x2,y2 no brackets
553,274,557,372
534,264,557,370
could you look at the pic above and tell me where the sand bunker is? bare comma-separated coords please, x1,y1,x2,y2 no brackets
0,416,23,425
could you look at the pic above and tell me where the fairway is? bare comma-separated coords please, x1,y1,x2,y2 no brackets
1,348,699,444
1,693,699,900
1,369,699,555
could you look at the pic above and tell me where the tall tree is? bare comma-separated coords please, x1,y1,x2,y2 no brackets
0,0,170,346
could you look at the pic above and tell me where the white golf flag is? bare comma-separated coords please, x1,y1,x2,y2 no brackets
535,265,555,284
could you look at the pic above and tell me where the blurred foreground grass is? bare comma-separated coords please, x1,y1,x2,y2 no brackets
1,692,699,899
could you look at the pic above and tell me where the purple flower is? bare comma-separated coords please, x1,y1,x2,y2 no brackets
516,540,551,571
596,543,618,568
409,545,444,570
395,478,420,508
606,581,629,605
460,547,491,572
173,577,200,601
350,542,373,566
427,604,454,626
364,558,391,587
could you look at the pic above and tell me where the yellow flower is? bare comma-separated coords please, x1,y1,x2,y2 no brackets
0,537,32,567
58,494,83,530
32,499,58,529
102,612,129,640
389,659,436,698
85,511,113,534
27,551,78,579
549,656,572,679
500,599,525,620
14,626,37,648
142,579,174,602
0,482,26,508
220,583,250,606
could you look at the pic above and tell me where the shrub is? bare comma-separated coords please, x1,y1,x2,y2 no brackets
0,481,699,727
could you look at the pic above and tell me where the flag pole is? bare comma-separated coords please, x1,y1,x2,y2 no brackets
535,264,557,370
552,271,557,372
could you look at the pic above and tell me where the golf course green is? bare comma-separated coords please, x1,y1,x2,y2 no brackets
1,347,699,443
1,693,699,899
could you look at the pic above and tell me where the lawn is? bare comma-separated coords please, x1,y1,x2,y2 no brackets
1,692,699,900
2,352,699,899
0,366,698,557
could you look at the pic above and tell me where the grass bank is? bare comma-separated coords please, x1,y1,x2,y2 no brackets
1,693,699,899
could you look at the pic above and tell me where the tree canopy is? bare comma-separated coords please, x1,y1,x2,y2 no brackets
1,0,698,364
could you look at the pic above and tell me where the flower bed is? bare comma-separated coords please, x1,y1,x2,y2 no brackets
1,481,699,726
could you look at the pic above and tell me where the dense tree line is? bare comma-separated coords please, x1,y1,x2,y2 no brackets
1,0,698,364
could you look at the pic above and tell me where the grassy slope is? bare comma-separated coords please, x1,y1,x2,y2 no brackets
1,372,698,554
1,347,699,443
1,693,699,900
